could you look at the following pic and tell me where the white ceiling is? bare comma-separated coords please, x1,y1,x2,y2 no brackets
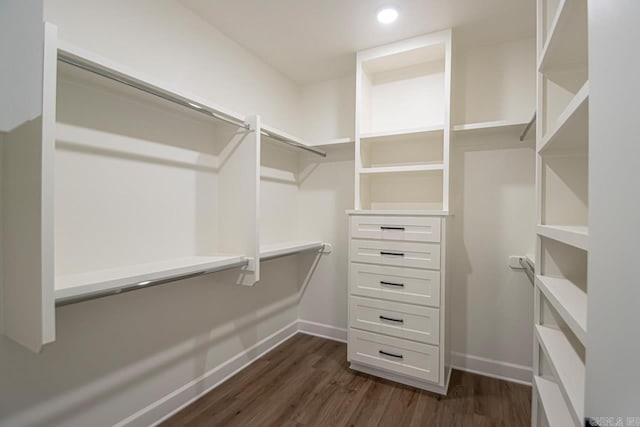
180,0,535,85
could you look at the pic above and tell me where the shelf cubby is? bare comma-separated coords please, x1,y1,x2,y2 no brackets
538,0,588,74
360,128,443,169
539,82,588,153
359,170,444,211
541,152,588,230
534,376,576,427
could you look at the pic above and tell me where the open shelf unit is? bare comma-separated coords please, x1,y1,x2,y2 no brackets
533,0,589,425
355,30,452,212
1,26,328,352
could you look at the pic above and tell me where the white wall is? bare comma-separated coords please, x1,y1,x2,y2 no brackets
586,0,640,420
453,38,536,126
44,0,301,135
449,132,536,382
0,0,44,132
0,133,4,335
0,1,305,426
300,75,355,144
297,146,355,338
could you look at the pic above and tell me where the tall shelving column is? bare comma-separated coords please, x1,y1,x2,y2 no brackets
533,0,589,426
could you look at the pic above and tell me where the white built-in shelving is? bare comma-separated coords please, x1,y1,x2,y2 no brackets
533,0,589,425
452,119,529,134
355,31,451,213
536,275,586,343
534,376,576,427
1,26,329,352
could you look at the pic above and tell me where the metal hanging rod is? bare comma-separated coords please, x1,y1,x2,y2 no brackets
57,51,250,130
519,257,535,285
520,113,536,142
56,258,249,307
260,130,327,158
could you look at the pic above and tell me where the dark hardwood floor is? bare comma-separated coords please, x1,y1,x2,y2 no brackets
162,334,531,427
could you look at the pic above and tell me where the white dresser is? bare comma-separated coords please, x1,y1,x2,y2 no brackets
347,212,451,394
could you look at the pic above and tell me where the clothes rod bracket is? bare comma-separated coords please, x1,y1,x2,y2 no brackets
520,113,536,142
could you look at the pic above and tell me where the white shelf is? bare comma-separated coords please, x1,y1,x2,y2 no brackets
55,255,247,302
536,275,587,344
307,137,354,148
260,241,325,261
346,209,450,216
534,376,577,427
539,82,589,153
537,225,588,251
360,125,444,141
453,119,528,133
539,0,588,73
360,164,444,175
535,325,585,424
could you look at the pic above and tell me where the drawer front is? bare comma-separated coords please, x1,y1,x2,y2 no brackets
350,215,441,243
350,296,440,345
350,239,440,270
349,329,439,383
350,263,440,307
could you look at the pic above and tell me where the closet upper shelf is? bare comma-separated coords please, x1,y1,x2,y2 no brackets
538,225,588,251
55,255,248,306
452,119,530,135
360,164,444,175
360,125,444,142
57,41,248,130
260,241,327,261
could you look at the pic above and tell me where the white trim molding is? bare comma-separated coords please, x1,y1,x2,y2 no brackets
297,319,348,343
451,351,532,386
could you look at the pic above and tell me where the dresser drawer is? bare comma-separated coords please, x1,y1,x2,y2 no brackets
349,329,439,383
350,239,440,270
350,263,440,307
350,215,441,243
350,296,440,345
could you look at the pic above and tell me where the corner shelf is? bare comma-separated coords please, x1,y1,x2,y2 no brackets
452,119,529,134
55,255,247,304
360,125,444,142
307,137,354,148
534,376,576,427
539,82,589,153
536,275,587,344
360,164,444,175
260,241,326,261
535,325,585,424
538,0,588,72
537,225,588,251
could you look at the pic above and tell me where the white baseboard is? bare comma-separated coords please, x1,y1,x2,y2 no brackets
450,351,532,386
117,320,299,427
297,319,347,343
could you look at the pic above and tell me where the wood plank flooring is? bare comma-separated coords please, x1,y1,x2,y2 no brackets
162,334,531,427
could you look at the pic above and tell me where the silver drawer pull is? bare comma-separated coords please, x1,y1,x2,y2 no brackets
380,251,404,257
380,226,405,231
380,280,404,287
379,315,404,323
379,350,403,359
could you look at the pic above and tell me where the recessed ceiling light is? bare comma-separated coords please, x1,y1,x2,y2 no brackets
377,8,398,24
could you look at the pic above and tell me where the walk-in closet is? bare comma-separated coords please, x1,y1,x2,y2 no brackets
1,1,638,426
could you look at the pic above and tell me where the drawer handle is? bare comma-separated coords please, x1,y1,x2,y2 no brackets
380,251,404,257
380,226,405,231
379,315,404,324
380,280,404,287
379,350,404,359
